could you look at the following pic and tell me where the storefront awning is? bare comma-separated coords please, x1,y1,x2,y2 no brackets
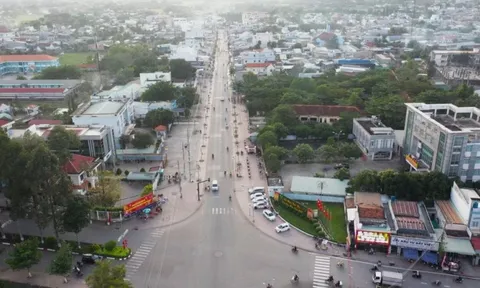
444,237,476,256
403,248,419,260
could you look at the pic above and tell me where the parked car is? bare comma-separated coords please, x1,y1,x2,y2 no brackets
263,209,276,221
250,192,264,200
248,187,265,194
334,163,349,170
253,201,268,209
252,196,267,203
275,223,290,233
81,254,101,264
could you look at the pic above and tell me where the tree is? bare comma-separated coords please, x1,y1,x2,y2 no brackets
295,125,311,139
114,67,135,85
131,132,154,149
177,87,197,108
334,168,350,181
339,143,363,159
269,105,298,128
62,196,91,248
347,170,381,193
253,40,261,49
264,146,289,160
293,143,315,164
144,109,174,128
49,242,73,282
86,260,133,288
264,153,281,173
34,65,82,79
141,184,153,196
16,75,27,80
170,59,195,80
88,171,121,207
6,238,42,278
47,126,81,164
317,144,338,163
292,43,302,49
257,131,278,149
141,82,177,102
119,135,130,149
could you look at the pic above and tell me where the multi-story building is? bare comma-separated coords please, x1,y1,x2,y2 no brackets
0,54,60,75
91,82,143,102
0,79,83,100
72,101,134,143
403,103,480,182
251,32,273,48
241,12,269,26
352,116,395,160
430,49,480,67
238,49,275,64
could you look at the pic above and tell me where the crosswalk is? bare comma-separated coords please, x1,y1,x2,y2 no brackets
313,255,331,288
124,228,165,281
211,207,235,215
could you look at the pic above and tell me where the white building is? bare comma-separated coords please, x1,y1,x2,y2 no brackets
251,32,273,48
185,29,205,48
450,182,480,235
245,63,275,76
72,101,134,139
91,82,143,102
139,72,172,88
170,46,198,62
429,49,480,67
133,101,177,119
242,12,269,26
239,49,275,64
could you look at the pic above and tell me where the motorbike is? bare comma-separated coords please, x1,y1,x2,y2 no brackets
454,277,463,283
432,280,441,286
212,154,214,159
336,262,344,268
229,195,232,201
290,275,299,284
291,247,298,254
325,276,334,283
334,281,343,287
370,265,379,272
229,172,232,178
412,271,422,279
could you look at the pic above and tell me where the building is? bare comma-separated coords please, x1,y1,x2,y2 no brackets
251,32,273,48
244,63,275,76
133,101,180,119
238,49,275,64
72,101,134,141
353,192,395,253
287,176,347,203
0,54,60,75
450,182,480,235
63,154,102,195
429,50,480,67
241,12,269,26
403,103,480,181
139,72,172,88
7,124,115,163
293,105,361,124
352,116,395,160
91,82,143,102
0,79,83,100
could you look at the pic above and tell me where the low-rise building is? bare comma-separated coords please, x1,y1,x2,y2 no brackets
0,79,83,100
139,72,172,88
91,82,143,102
63,154,102,195
293,104,361,124
352,116,395,160
0,54,60,75
244,63,275,76
287,176,347,203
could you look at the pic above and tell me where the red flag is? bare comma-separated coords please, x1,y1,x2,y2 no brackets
317,199,323,210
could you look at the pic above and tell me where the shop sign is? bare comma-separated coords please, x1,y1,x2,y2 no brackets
275,192,307,215
124,193,154,215
356,230,390,245
391,236,438,251
405,155,418,169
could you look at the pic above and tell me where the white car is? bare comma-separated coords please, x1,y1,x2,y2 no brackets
275,223,290,233
252,196,267,203
250,192,264,200
253,201,268,209
263,209,276,221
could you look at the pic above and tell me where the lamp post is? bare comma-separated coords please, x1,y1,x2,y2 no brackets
196,178,211,201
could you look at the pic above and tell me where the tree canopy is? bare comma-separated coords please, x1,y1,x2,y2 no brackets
99,44,160,77
144,109,174,128
169,59,196,80
47,126,81,164
131,132,154,149
86,261,133,288
33,65,82,79
6,238,42,277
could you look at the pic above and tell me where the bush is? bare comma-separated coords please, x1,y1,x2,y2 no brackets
124,170,130,176
116,168,123,175
104,240,116,252
318,231,326,238
140,168,146,172
90,243,101,253
44,236,58,249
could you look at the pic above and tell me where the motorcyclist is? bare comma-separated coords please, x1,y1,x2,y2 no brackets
293,274,299,282
327,276,334,282
292,246,297,252
212,154,214,159
229,195,232,201
224,171,227,176
226,146,229,151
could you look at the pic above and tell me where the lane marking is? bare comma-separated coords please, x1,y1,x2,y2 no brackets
117,229,129,242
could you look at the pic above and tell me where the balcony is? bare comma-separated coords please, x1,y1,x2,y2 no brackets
405,154,430,172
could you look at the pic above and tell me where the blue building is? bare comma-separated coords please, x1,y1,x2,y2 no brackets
0,54,60,75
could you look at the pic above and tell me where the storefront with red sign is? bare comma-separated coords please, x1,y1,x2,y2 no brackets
355,230,391,253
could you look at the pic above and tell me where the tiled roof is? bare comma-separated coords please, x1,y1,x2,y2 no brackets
63,154,96,174
292,105,361,117
0,54,58,62
0,88,66,94
154,125,167,132
355,192,384,219
396,217,426,231
391,201,420,218
436,200,464,225
317,32,335,41
28,119,62,126
245,63,271,68
0,119,9,126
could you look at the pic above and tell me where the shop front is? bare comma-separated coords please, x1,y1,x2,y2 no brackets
390,235,440,265
355,230,391,254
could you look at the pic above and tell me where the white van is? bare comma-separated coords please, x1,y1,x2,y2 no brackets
248,187,265,194
211,180,219,191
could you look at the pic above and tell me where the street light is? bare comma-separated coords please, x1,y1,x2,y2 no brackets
196,178,210,201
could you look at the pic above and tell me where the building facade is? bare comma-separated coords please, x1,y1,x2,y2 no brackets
293,104,361,124
403,103,480,182
0,54,60,75
239,49,275,64
0,79,82,100
353,117,395,160
139,72,172,88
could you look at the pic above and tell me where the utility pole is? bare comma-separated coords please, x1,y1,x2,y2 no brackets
177,160,182,198
182,143,186,179
187,125,192,182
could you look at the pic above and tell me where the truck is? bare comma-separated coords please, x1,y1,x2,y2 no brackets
372,271,403,287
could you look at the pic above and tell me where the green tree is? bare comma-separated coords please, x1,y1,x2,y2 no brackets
86,260,133,288
62,196,91,248
88,171,121,207
119,135,131,149
264,153,281,173
264,145,289,160
34,65,82,79
334,168,350,181
170,59,195,80
312,123,335,139
347,170,380,193
114,67,135,85
141,184,153,196
47,126,81,164
339,143,363,159
6,238,42,278
317,144,338,163
177,87,197,108
49,242,73,282
141,82,177,102
144,109,174,128
272,123,289,139
131,132,154,149
257,131,278,149
295,124,311,139
365,94,406,129
269,104,298,127
16,75,27,80
293,143,315,164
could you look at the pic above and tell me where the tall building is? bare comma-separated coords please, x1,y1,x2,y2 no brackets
0,55,60,75
403,103,480,182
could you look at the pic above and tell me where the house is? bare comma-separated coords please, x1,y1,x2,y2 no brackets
0,79,83,100
140,72,172,88
91,82,142,102
0,54,60,75
245,63,275,76
292,104,361,124
239,49,275,64
63,154,102,195
352,116,395,160
154,125,167,140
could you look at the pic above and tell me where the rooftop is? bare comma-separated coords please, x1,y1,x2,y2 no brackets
77,101,125,116
290,176,347,197
0,79,81,87
28,119,62,126
355,192,384,219
355,117,394,135
63,154,97,174
396,217,426,231
391,200,420,218
293,105,361,117
267,176,283,187
436,200,464,225
0,54,58,62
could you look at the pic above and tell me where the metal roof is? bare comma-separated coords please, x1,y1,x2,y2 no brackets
290,176,347,197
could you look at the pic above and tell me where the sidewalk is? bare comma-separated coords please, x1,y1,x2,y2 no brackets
0,270,87,288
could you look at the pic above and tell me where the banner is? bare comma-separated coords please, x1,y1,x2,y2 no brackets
124,193,154,215
276,193,307,215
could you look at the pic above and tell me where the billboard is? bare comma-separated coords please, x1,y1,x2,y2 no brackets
355,230,390,246
123,193,154,215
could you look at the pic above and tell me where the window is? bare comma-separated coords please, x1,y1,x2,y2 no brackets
466,145,473,152
450,153,461,165
472,221,479,228
454,137,464,146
